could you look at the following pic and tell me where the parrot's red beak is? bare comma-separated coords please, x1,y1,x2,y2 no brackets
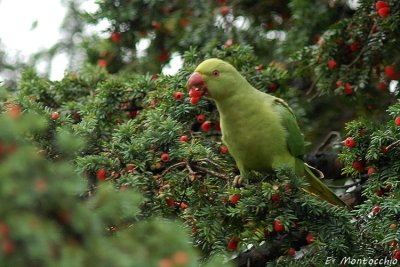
187,72,208,105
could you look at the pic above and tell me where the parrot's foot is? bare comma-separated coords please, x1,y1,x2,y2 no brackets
233,175,243,188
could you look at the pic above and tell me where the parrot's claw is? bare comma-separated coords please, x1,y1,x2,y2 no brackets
233,175,243,188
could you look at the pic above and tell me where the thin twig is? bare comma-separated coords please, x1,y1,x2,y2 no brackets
197,158,224,169
306,72,323,96
347,24,375,68
386,139,400,151
160,162,186,177
186,163,197,182
192,164,230,180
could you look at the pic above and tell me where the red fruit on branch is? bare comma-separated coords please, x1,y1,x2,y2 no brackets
160,153,170,162
180,135,188,142
393,249,400,260
197,114,205,123
344,137,356,148
306,233,315,244
174,92,184,101
201,121,212,132
385,65,398,80
151,21,161,29
395,116,400,126
97,59,108,68
375,1,388,10
96,168,107,181
287,247,296,256
2,239,15,255
274,219,285,232
229,194,240,205
271,193,280,203
166,198,175,207
378,7,390,17
51,112,60,120
228,237,239,251
220,6,230,16
367,167,376,176
344,83,353,95
372,205,381,215
328,59,337,70
111,32,121,43
190,97,200,105
0,223,10,238
378,81,387,91
352,160,364,173
220,146,228,154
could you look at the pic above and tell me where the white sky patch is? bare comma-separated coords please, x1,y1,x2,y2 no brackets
233,16,250,30
136,38,151,58
347,0,360,10
0,0,67,81
266,30,286,41
162,53,183,75
389,80,398,93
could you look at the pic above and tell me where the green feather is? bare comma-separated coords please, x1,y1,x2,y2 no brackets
193,58,347,207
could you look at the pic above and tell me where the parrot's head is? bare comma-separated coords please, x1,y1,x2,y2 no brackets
187,58,244,103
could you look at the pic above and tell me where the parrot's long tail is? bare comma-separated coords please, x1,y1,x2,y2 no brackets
303,163,349,208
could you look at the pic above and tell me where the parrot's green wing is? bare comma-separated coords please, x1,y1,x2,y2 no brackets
272,98,347,207
271,98,304,162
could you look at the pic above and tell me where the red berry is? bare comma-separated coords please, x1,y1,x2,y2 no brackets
393,249,400,260
159,50,169,63
271,193,280,203
269,82,279,92
349,42,361,52
97,59,107,67
220,146,228,154
344,83,353,95
51,112,60,120
389,240,398,248
188,89,203,98
166,198,175,207
344,137,356,148
180,135,188,142
385,65,398,80
372,205,381,215
220,6,230,16
96,168,107,181
287,247,296,256
328,59,337,70
201,121,212,132
129,111,138,118
151,21,161,29
378,81,387,91
264,228,270,237
229,194,241,205
336,80,342,87
395,116,400,126
174,92,184,101
274,219,285,232
376,189,384,197
352,160,364,173
190,97,200,105
0,223,10,238
180,202,188,209
368,167,376,176
197,114,205,123
376,1,388,10
378,7,390,17
2,239,15,255
160,153,170,162
111,32,121,43
228,237,239,251
306,233,315,244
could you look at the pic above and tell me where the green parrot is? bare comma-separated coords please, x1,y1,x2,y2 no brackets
187,58,346,207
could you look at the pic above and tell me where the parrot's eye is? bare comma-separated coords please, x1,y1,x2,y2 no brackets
212,70,220,77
